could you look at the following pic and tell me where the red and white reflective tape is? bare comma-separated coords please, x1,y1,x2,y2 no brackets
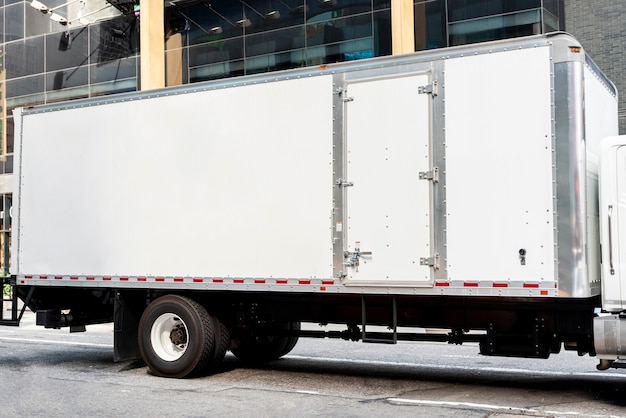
434,280,558,296
19,274,336,287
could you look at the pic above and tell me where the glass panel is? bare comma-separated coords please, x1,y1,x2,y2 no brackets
415,0,446,50
166,44,187,86
45,87,89,103
189,37,244,68
89,18,138,64
46,66,88,91
306,0,369,21
373,0,391,11
305,12,373,64
543,0,558,15
6,74,44,98
0,8,4,44
190,59,244,82
5,3,24,42
449,9,541,46
6,117,13,154
45,28,89,72
6,92,46,108
241,0,305,33
4,36,45,78
373,9,391,56
543,9,559,32
90,78,137,96
90,56,137,84
244,26,304,72
25,2,53,37
2,154,13,175
448,0,540,22
183,1,245,46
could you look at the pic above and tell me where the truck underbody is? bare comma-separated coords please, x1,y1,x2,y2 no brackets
11,285,598,363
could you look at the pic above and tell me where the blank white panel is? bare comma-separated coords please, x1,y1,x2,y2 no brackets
17,76,334,278
445,47,555,282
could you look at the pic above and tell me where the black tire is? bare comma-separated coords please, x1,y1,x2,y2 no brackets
203,315,230,374
277,321,300,358
231,321,300,363
138,295,215,378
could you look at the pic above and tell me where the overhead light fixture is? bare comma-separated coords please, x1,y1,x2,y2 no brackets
265,10,280,20
236,18,251,28
50,12,68,25
30,0,86,25
237,0,280,23
276,0,306,15
30,0,49,12
209,26,223,35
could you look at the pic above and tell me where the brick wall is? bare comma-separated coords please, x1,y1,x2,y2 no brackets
565,0,626,134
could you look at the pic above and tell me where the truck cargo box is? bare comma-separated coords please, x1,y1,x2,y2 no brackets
13,33,618,299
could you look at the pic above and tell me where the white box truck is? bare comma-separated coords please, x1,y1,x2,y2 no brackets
2,32,624,378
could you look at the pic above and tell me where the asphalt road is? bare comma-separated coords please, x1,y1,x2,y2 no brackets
1,312,625,417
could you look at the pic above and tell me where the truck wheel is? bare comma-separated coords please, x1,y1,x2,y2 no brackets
231,321,300,363
138,295,215,378
277,321,300,358
203,315,230,374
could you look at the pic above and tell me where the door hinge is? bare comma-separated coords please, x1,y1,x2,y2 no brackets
334,87,354,102
419,166,439,183
420,253,440,269
418,81,438,96
336,178,354,187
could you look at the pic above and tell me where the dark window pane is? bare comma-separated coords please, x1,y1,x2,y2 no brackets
5,37,45,78
190,59,244,82
189,37,244,67
374,0,391,11
6,118,13,154
244,26,303,72
90,78,137,96
90,57,137,84
448,0,540,22
89,17,138,64
449,9,541,46
245,26,303,57
45,28,89,72
0,8,4,44
184,1,245,46
306,0,369,21
5,3,24,42
241,1,305,33
25,2,53,37
6,74,44,98
373,9,391,56
415,0,446,50
46,66,88,91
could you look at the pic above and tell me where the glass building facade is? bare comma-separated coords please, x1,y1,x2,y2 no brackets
0,0,565,272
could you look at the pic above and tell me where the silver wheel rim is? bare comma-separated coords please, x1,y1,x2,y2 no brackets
150,313,189,361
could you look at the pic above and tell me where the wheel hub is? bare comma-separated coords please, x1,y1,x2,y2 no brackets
170,324,187,346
